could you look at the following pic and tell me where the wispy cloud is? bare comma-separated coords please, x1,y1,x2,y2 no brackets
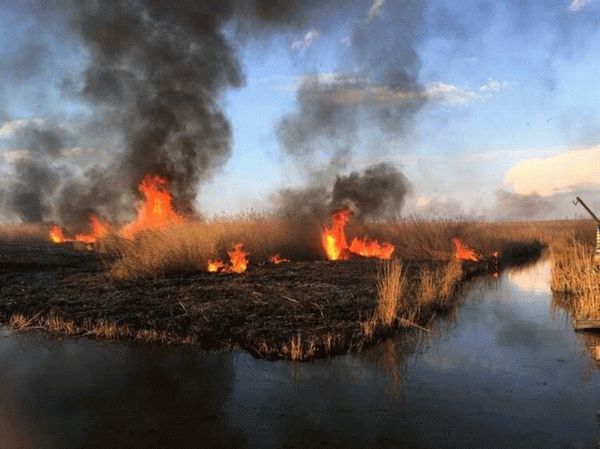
366,0,385,23
479,79,509,93
568,0,592,12
0,149,30,163
287,73,485,106
504,145,600,196
0,119,45,139
291,29,321,50
425,82,478,105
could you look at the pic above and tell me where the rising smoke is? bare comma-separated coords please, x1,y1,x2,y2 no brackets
274,0,424,218
2,1,593,225
0,0,313,227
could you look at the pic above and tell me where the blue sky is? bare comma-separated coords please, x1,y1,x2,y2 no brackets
0,0,599,220
201,0,600,217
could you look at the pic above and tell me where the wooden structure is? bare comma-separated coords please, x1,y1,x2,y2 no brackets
574,319,600,331
574,196,600,264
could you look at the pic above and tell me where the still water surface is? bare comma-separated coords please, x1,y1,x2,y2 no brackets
1,260,599,448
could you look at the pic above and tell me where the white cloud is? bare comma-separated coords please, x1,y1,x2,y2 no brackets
296,72,367,86
0,119,44,139
339,36,351,47
568,0,591,12
413,195,465,217
284,73,506,107
424,82,478,105
504,145,600,196
59,146,95,158
0,149,30,162
479,79,509,93
291,29,321,50
367,0,385,23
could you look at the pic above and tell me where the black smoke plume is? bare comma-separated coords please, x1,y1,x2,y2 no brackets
67,1,246,217
275,162,411,220
276,1,425,167
2,0,309,227
6,159,60,222
331,163,411,219
274,1,424,219
0,120,69,222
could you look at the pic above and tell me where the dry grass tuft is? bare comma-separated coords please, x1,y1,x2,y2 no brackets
363,258,466,341
5,312,192,344
416,261,463,311
285,332,317,361
376,259,405,327
9,314,28,329
84,319,130,339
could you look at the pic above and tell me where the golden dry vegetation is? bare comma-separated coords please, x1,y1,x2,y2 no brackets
551,239,600,320
100,216,576,280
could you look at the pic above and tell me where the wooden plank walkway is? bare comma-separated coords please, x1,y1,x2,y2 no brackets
573,319,600,331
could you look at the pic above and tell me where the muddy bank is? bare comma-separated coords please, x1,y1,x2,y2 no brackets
0,241,543,360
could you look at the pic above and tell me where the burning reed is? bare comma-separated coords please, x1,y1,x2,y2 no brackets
104,217,547,280
0,216,556,361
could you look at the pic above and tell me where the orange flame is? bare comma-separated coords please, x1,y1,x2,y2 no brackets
120,175,183,239
227,243,249,273
207,259,227,273
349,237,395,259
321,209,351,261
269,254,290,264
207,243,249,274
452,237,480,262
321,209,395,260
74,215,109,244
49,225,69,243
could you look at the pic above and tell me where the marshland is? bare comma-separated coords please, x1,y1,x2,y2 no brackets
3,225,600,448
1,213,550,360
2,0,600,448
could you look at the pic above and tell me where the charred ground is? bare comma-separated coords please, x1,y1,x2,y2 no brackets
0,237,543,360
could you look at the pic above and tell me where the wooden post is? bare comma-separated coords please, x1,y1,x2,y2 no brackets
595,224,600,265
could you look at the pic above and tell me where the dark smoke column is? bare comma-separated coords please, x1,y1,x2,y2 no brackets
69,0,243,215
274,0,424,220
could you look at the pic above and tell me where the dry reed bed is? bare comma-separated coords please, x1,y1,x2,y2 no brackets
1,218,574,361
104,217,558,280
551,240,600,320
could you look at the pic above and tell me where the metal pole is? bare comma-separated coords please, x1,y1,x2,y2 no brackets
574,196,600,223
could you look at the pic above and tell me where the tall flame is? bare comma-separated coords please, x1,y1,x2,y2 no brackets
321,209,394,260
75,215,109,244
120,175,183,239
452,237,480,262
321,209,351,261
207,243,249,274
49,225,68,243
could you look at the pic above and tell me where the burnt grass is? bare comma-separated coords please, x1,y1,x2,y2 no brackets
0,240,543,360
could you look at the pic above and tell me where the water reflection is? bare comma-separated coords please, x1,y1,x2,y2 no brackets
2,260,600,448
0,337,245,449
507,259,552,293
